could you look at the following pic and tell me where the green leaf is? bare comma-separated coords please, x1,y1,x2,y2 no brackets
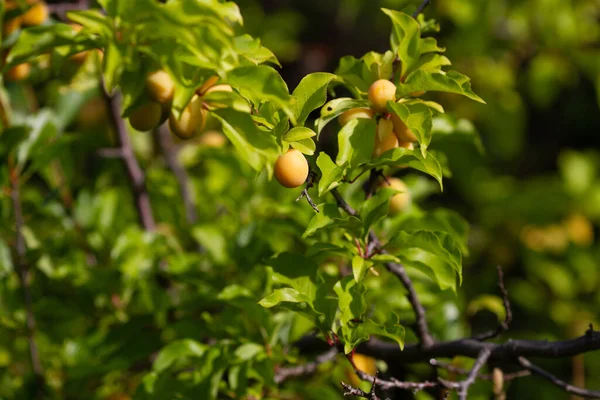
259,288,312,308
191,225,228,264
398,70,486,103
203,90,252,113
306,242,348,260
283,127,316,142
412,53,452,73
400,249,457,291
315,97,371,135
382,9,421,78
404,98,445,113
336,118,377,170
362,147,443,190
267,252,318,293
335,56,370,95
420,37,445,54
352,255,373,283
303,203,362,238
15,110,58,175
67,10,114,38
316,153,345,196
227,65,293,121
359,188,397,236
432,115,483,154
387,101,433,156
233,343,265,362
212,109,279,173
334,277,367,325
5,24,80,68
362,315,405,350
362,51,396,82
0,239,14,279
292,72,337,126
395,209,470,256
153,339,206,373
103,42,124,94
388,230,462,290
468,295,507,322
336,306,405,353
289,138,316,156
234,34,280,66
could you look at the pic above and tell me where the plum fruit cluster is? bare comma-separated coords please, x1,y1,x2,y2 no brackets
339,79,418,157
338,79,416,213
127,70,231,143
2,0,49,82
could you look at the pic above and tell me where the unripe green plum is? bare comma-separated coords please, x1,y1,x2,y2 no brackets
368,79,396,113
168,96,207,139
391,113,417,142
338,107,375,126
274,149,309,188
373,119,398,157
128,102,162,131
146,70,175,105
382,177,411,214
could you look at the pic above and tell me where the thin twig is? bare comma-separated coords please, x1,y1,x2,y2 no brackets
104,90,156,231
341,374,387,400
155,124,198,224
331,188,434,348
363,169,381,200
473,266,512,341
412,0,431,18
518,357,600,399
430,359,530,381
341,381,381,400
47,0,91,20
354,369,442,392
296,171,319,212
274,347,338,384
457,347,492,400
9,164,44,397
96,148,125,158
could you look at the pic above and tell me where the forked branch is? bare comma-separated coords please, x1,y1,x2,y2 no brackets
331,188,434,349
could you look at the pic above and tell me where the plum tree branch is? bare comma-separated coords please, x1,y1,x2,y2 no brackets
457,347,491,400
155,124,198,225
354,369,442,392
330,188,434,349
472,265,512,341
9,163,44,397
341,381,383,400
517,356,600,399
47,0,91,19
296,171,319,213
430,359,530,381
412,0,431,18
357,327,600,364
104,90,156,231
274,347,337,384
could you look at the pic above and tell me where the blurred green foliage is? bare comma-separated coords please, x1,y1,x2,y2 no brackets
0,0,599,399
